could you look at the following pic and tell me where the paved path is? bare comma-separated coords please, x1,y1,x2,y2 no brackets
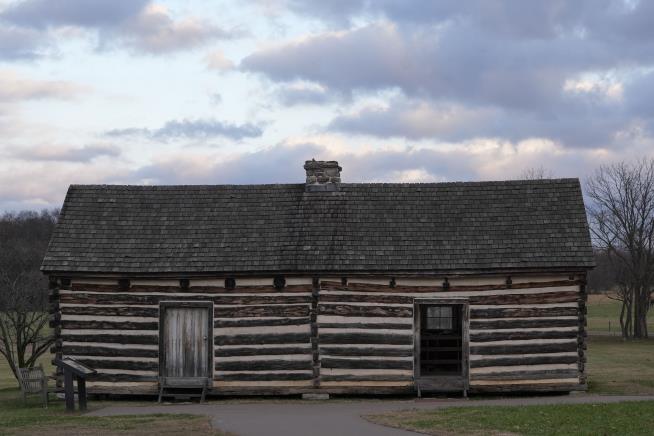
88,394,654,436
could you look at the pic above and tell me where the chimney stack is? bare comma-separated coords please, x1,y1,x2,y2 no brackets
304,159,341,192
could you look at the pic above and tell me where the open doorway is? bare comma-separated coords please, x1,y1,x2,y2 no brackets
414,299,469,395
420,305,463,375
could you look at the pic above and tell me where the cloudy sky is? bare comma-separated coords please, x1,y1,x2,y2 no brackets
1,0,653,211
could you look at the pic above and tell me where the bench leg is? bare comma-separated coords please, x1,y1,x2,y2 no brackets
158,384,164,403
200,385,207,403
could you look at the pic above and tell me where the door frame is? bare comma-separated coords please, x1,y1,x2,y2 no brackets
413,298,469,390
159,301,214,378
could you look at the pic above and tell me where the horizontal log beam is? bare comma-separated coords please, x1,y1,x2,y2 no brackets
61,306,159,317
319,305,412,318
215,333,311,346
318,322,412,330
198,285,311,294
470,330,578,342
61,334,158,345
62,345,158,358
89,374,158,382
215,360,313,371
215,347,311,357
61,292,311,306
72,284,176,293
214,373,313,381
320,294,413,304
214,305,310,318
470,369,579,381
471,342,578,355
467,291,578,306
61,320,158,330
320,374,414,382
214,317,310,328
471,307,578,319
470,318,579,330
319,333,413,345
74,359,158,372
469,383,583,393
71,283,312,294
321,279,581,293
319,347,413,357
471,354,578,368
321,358,413,370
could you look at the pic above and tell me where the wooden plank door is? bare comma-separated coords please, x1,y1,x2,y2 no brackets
161,303,212,378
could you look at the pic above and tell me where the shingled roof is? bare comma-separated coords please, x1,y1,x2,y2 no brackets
41,178,594,275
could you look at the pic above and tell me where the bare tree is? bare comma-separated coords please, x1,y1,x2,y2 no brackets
0,210,58,385
586,159,654,338
520,166,554,180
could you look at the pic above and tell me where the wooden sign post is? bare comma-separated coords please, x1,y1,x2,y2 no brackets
53,357,97,412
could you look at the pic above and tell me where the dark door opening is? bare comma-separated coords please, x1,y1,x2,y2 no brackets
419,304,463,376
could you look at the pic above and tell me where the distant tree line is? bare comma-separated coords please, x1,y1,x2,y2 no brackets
0,210,58,384
587,249,617,293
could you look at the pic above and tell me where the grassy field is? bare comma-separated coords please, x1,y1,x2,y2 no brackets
0,387,228,436
584,293,654,394
367,401,654,436
586,294,654,334
586,336,654,394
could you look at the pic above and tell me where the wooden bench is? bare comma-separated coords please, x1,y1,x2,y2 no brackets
158,377,210,403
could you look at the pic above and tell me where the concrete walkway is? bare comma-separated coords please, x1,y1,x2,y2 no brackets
88,394,654,436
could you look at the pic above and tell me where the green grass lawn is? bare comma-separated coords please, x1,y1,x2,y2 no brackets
367,401,654,436
0,388,227,436
586,335,654,394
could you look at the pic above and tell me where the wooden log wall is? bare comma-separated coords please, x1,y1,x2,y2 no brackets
57,281,314,393
318,281,415,388
48,278,63,388
318,277,584,393
55,275,585,395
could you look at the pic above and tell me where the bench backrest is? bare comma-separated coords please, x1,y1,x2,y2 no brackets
19,365,45,393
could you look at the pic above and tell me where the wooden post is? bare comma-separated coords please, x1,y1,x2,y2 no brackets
77,378,87,411
64,368,74,412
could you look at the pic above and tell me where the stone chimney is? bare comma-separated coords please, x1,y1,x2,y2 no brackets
304,159,342,192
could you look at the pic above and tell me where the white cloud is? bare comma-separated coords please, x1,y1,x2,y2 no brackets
120,4,231,54
205,50,235,71
563,75,624,102
11,144,120,162
0,1,236,57
0,70,86,101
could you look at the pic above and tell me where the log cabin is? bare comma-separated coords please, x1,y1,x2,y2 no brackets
42,160,594,398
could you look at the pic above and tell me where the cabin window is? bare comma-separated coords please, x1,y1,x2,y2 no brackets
424,306,453,331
